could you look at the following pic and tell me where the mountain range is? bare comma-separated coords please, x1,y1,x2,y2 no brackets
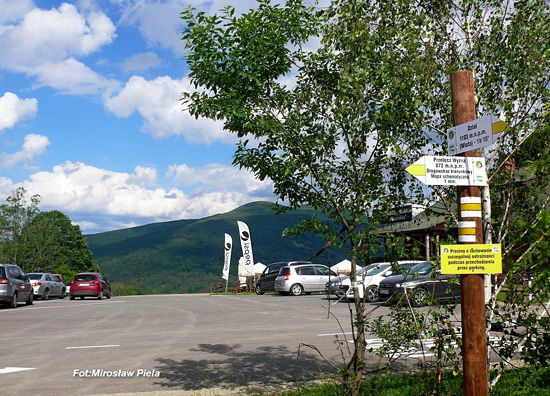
85,201,350,294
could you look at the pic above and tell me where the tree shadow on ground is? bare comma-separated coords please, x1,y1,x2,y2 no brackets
154,343,338,393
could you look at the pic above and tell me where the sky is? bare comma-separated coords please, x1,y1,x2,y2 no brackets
0,0,290,234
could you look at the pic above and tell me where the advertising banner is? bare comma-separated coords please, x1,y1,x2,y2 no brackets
237,221,255,275
222,233,232,280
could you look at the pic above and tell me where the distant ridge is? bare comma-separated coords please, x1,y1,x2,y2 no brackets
86,201,349,294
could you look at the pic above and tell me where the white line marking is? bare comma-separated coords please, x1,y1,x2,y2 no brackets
317,332,354,336
66,345,120,350
0,367,36,374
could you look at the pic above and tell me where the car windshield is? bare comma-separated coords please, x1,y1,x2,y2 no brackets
27,273,42,280
0,267,5,278
75,274,96,281
364,264,390,276
408,262,433,276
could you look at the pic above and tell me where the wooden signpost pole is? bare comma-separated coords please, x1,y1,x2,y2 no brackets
450,70,488,396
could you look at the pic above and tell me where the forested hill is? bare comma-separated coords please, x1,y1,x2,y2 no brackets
85,201,349,294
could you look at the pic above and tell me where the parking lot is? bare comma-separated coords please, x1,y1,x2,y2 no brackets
1,293,402,396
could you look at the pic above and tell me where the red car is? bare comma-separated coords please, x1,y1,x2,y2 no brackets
70,272,111,300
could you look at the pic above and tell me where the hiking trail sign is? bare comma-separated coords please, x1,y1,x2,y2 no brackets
447,115,508,155
406,156,487,186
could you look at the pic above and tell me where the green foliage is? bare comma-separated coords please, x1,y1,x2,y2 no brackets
280,368,550,396
0,187,40,264
52,264,78,286
110,283,140,296
18,210,99,273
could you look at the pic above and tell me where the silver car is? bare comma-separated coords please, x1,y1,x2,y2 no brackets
27,273,66,299
275,264,341,296
0,264,34,308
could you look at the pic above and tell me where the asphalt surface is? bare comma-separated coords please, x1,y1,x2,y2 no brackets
1,293,392,396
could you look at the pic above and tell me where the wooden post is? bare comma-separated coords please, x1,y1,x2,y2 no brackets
450,70,488,396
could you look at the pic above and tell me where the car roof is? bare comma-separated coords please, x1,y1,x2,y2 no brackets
283,263,326,268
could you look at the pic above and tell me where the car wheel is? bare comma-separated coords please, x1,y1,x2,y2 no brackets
80,296,84,300
289,283,303,296
106,292,111,299
42,288,50,300
254,284,264,295
411,288,430,307
60,289,66,299
97,290,103,300
10,293,18,308
26,291,34,305
365,286,378,303
70,296,75,300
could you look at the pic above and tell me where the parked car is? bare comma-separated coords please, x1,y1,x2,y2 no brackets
53,273,66,285
53,273,70,295
378,261,461,306
275,263,342,296
70,272,111,300
329,260,430,302
27,272,65,299
325,263,379,296
255,261,310,295
0,264,34,308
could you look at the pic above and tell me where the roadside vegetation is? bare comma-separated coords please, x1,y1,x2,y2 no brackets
278,367,550,396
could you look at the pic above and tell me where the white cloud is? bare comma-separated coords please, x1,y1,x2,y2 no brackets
0,0,34,24
0,134,50,169
0,3,116,71
122,51,162,73
105,75,232,143
0,92,38,131
10,161,273,232
32,58,120,95
128,165,159,186
166,163,272,198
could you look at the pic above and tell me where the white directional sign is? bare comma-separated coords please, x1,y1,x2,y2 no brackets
447,115,508,155
406,156,487,186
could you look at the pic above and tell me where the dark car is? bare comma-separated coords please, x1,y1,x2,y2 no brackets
70,272,111,300
255,261,310,295
0,264,34,308
378,261,461,306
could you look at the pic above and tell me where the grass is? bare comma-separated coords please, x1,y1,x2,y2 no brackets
276,367,550,396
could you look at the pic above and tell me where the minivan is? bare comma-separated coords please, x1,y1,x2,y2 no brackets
0,264,34,308
275,264,341,296
255,261,310,295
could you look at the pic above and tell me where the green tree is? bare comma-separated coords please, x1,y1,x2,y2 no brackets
18,210,99,274
181,0,549,393
182,1,444,391
0,187,41,264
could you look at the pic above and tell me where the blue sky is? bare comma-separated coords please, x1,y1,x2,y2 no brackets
0,0,283,234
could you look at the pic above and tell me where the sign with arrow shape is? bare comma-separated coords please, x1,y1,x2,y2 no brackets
447,115,508,155
406,156,487,186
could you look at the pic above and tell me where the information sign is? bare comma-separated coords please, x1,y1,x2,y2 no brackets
447,115,508,155
406,156,487,186
441,244,502,274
